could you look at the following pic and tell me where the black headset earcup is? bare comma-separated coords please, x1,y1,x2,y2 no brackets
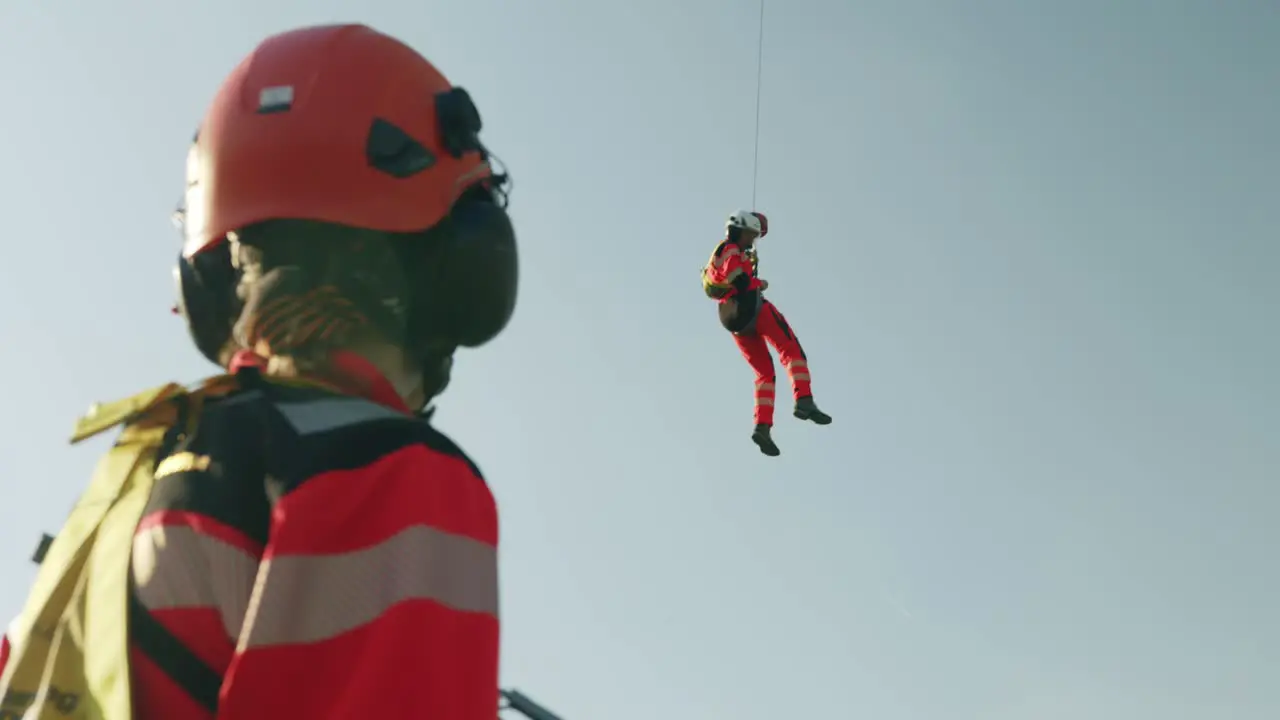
412,196,518,348
175,242,238,365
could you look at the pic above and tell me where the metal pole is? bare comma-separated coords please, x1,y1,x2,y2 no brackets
500,689,565,720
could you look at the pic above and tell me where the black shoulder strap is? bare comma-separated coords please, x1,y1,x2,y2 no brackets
127,592,222,713
128,391,223,713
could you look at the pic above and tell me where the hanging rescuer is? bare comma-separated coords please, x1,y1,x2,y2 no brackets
0,23,516,719
702,210,832,456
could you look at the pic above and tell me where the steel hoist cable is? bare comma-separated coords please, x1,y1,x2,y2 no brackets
751,0,766,208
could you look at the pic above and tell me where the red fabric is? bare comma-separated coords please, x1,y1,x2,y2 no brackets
0,632,9,678
132,471,499,720
262,447,497,555
222,597,498,719
733,299,813,425
218,445,498,719
327,350,412,414
129,368,497,719
227,349,411,414
227,350,267,373
133,648,220,720
131,513,262,720
704,240,764,300
137,510,264,557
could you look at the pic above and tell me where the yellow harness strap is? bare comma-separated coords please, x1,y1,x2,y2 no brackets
0,376,235,720
702,244,760,300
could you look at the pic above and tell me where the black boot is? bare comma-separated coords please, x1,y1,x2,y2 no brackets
752,424,781,456
794,396,832,425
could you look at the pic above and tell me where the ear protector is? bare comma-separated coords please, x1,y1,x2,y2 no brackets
174,87,519,368
174,238,238,364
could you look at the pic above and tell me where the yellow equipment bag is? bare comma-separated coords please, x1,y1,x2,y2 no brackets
0,376,235,720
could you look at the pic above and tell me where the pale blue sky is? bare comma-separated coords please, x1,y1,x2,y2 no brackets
1,1,1277,718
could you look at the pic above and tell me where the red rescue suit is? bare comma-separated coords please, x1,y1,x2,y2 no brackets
703,240,814,426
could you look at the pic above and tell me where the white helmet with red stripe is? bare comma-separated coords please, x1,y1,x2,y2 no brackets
726,209,763,235
751,211,768,236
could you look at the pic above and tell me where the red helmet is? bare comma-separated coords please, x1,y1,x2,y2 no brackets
181,24,492,258
176,24,516,365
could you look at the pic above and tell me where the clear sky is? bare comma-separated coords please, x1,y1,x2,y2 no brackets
1,1,1277,718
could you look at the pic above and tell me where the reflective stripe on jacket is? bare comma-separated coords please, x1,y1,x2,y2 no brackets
2,369,500,720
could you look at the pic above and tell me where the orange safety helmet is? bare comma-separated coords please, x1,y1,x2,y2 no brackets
175,24,517,365
182,24,494,257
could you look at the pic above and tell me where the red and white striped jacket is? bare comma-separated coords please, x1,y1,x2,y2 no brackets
127,354,500,719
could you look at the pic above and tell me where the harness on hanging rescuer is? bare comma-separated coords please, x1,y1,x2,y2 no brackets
702,210,831,457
